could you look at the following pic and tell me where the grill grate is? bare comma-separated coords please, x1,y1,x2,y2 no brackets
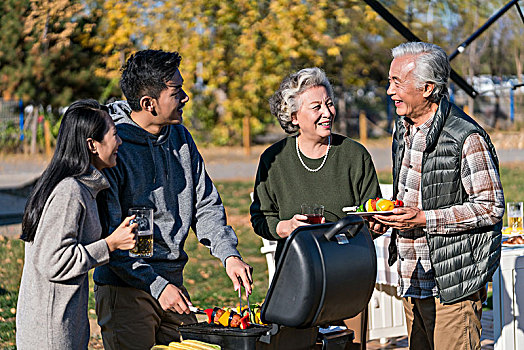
179,322,271,337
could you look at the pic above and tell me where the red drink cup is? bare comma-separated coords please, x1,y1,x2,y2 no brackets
305,214,323,224
301,204,324,224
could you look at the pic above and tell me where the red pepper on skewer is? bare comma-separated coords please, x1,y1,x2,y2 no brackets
239,314,250,330
204,307,221,324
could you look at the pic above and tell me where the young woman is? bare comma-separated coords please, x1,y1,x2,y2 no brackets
16,99,137,350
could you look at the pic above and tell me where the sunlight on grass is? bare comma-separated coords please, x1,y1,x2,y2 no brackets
499,163,524,226
0,236,24,350
1,164,523,347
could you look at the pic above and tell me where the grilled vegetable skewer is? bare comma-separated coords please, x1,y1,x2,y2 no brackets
204,307,250,329
356,197,404,212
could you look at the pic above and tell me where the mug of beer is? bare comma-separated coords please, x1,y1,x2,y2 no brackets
507,202,523,234
128,207,154,258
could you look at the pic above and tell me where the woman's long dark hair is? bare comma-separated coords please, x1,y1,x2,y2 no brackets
21,99,111,242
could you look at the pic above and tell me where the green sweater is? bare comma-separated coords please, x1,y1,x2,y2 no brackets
250,134,381,243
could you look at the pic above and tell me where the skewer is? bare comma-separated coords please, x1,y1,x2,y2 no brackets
238,282,242,314
246,288,252,321
188,305,205,314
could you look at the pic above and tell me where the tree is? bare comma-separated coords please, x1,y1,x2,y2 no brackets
2,0,520,145
142,0,403,144
0,0,31,100
86,0,151,100
0,0,107,108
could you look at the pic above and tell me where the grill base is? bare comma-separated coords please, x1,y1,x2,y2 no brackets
179,322,318,350
180,322,271,336
179,322,270,350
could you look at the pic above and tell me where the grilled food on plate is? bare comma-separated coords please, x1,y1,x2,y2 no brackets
356,197,404,212
503,235,524,245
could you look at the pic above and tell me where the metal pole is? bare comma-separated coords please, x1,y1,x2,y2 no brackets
449,0,521,61
515,1,524,23
359,110,368,145
362,0,479,98
510,84,524,124
243,115,251,155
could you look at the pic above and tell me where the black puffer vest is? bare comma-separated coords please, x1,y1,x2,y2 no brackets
389,97,502,304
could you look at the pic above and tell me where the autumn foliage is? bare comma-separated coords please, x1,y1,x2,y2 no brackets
0,0,522,145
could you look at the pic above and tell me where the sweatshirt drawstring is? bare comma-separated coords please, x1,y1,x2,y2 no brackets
146,137,157,184
158,143,170,181
163,144,171,181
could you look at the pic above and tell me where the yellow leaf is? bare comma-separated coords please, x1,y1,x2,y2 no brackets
327,47,340,57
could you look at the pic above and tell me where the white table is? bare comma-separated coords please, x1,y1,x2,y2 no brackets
368,232,408,342
492,244,524,350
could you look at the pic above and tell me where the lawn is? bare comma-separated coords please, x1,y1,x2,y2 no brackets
1,164,523,348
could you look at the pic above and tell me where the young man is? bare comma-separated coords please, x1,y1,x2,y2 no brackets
93,50,253,349
371,42,504,349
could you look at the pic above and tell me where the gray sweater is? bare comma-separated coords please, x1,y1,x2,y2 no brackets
93,101,241,299
16,167,110,350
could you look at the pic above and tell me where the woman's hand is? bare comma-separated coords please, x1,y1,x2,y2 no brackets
276,214,310,238
104,215,137,252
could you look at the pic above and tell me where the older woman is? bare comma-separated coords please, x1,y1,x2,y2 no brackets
251,67,381,246
250,67,381,346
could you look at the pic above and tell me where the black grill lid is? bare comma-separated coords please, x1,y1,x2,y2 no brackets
260,215,377,328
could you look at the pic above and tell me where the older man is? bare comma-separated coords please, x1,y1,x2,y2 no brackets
372,42,505,349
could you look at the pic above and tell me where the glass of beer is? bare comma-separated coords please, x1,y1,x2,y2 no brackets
507,202,523,234
128,207,154,258
301,204,324,224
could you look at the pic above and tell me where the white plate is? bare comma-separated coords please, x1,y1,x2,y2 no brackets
502,233,524,247
502,233,524,238
344,210,395,216
502,243,524,248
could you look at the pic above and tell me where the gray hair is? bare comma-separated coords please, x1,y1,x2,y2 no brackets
269,67,334,134
391,42,450,103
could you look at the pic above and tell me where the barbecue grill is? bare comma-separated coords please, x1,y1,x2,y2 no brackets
180,215,377,349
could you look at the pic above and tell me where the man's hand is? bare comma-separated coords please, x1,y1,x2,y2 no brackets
373,207,426,231
158,284,191,314
225,256,253,295
275,214,310,238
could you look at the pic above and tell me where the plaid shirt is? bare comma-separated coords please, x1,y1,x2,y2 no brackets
396,116,505,299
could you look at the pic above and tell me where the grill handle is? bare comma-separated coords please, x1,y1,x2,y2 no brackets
323,215,365,241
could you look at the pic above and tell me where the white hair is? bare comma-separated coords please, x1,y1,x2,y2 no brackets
269,67,334,134
392,42,450,103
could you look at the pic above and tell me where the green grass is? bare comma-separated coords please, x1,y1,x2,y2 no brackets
0,164,522,347
184,180,269,307
0,236,24,350
377,170,393,185
499,163,524,226
484,290,493,312
215,181,254,216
